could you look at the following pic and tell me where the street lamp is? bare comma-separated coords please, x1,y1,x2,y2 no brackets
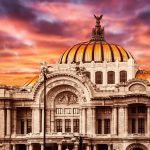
41,66,48,150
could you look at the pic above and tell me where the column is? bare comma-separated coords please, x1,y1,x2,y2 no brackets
86,144,90,150
28,143,33,150
46,109,50,133
82,108,86,134
113,106,117,135
62,119,65,133
0,108,5,137
79,108,82,133
71,119,73,133
93,144,97,150
108,144,111,150
24,119,27,134
12,144,16,150
87,107,93,134
92,107,96,134
74,142,79,150
41,143,44,150
26,144,29,150
50,109,55,132
58,143,62,150
32,108,40,133
6,108,11,135
124,106,128,136
13,108,17,135
118,106,124,136
147,105,150,136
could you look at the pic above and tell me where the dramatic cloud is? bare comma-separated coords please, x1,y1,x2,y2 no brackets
0,0,149,86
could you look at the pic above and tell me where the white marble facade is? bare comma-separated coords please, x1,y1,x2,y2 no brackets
0,16,150,150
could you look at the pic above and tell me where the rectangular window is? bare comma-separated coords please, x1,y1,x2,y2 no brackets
97,119,102,134
131,119,136,133
73,119,79,132
56,108,63,114
138,106,146,113
138,118,145,133
73,108,79,114
131,107,136,113
21,120,24,134
56,119,62,132
65,119,71,132
64,108,71,114
104,119,110,134
27,119,32,133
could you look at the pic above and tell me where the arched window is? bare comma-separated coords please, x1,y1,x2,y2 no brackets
107,71,115,84
120,71,127,82
84,71,90,79
95,71,103,84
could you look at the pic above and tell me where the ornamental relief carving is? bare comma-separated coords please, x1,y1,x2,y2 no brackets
55,91,78,105
129,84,146,92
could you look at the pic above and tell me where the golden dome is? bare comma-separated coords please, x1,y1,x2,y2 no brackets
58,15,134,64
59,41,133,64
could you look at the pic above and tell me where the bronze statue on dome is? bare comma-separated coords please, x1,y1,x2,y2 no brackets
94,14,103,26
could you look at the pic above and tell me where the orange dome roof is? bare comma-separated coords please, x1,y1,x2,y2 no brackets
59,41,133,64
136,70,150,81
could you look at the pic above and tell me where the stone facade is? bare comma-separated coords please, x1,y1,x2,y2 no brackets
0,16,150,150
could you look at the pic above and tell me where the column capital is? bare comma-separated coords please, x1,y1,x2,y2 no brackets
112,105,118,108
6,107,11,109
57,142,62,145
118,105,128,108
87,106,96,109
147,105,150,108
74,141,79,145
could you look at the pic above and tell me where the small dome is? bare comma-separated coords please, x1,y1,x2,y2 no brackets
59,41,133,64
59,15,133,64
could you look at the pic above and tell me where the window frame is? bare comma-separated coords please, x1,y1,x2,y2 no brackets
107,71,115,84
95,71,103,84
120,70,127,83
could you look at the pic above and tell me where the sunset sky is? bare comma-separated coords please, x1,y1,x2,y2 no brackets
0,0,149,86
